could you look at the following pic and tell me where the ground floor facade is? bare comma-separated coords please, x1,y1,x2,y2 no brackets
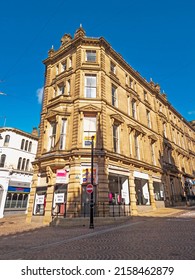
26,154,189,225
0,169,33,218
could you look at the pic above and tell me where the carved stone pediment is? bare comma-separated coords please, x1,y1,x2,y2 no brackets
45,108,71,120
110,114,124,124
148,134,158,142
79,104,101,113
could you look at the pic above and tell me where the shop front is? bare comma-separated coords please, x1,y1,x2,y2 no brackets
52,184,68,216
134,171,150,206
33,187,47,215
4,185,30,213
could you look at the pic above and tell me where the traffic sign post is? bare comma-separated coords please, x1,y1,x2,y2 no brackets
89,136,94,229
86,184,93,194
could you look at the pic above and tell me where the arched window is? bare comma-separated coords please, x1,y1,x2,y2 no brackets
28,141,32,152
25,159,30,171
17,157,22,170
21,158,26,170
0,154,6,167
21,139,25,150
25,140,29,151
4,135,10,146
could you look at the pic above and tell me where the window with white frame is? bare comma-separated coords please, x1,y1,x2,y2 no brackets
83,116,96,147
112,84,117,107
59,119,67,150
113,124,120,153
134,132,140,160
48,122,56,150
132,99,137,119
86,50,96,62
85,75,96,98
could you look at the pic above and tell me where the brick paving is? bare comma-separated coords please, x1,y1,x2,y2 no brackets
0,206,195,260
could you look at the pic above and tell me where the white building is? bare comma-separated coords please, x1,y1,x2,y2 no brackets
0,127,38,218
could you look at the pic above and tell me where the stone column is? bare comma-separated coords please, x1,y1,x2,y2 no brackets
43,166,55,224
148,176,156,210
129,171,137,216
26,164,39,223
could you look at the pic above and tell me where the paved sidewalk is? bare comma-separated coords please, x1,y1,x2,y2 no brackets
0,206,192,236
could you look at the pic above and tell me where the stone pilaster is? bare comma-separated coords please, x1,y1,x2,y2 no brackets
129,171,137,216
148,176,157,210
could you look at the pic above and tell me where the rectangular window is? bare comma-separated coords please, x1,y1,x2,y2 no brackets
112,85,117,107
113,124,119,153
163,123,167,138
83,117,96,147
132,99,137,119
58,84,65,95
146,110,151,128
69,56,72,68
134,132,140,160
49,122,56,150
61,59,67,71
85,75,96,98
144,90,148,100
59,119,67,150
110,61,116,74
86,50,96,62
151,143,156,165
67,80,71,95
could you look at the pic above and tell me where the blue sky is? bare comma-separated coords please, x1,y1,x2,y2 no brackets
0,0,195,133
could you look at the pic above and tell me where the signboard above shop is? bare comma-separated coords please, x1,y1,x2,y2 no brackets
56,169,69,184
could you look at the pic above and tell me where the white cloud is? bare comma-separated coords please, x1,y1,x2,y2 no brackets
36,87,44,104
188,111,195,115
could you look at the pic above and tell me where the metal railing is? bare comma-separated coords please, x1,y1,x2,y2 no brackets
52,201,131,218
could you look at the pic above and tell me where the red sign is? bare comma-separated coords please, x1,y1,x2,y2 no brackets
86,184,93,194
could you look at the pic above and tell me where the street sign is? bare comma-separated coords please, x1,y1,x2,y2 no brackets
86,184,93,194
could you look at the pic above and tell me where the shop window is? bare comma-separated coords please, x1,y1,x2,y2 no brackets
108,175,129,205
53,184,68,216
34,187,47,215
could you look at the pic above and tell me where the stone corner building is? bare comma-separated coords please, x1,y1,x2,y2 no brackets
26,26,195,224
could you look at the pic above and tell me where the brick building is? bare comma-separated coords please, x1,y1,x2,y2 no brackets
26,27,195,224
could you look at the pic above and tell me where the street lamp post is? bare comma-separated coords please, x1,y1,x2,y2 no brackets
89,135,94,229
